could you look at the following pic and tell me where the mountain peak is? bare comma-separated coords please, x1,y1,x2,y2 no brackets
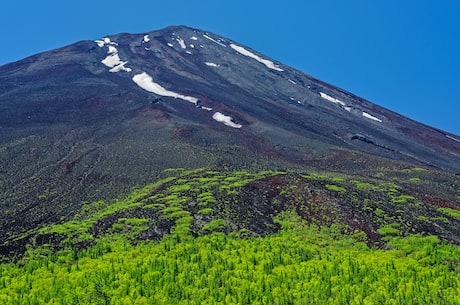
0,26,459,254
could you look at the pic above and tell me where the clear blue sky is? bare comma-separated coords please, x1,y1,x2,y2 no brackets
1,0,459,135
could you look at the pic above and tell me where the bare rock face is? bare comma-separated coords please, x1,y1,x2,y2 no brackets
0,25,459,246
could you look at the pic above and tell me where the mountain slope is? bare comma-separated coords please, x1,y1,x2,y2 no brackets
0,25,459,255
1,168,459,303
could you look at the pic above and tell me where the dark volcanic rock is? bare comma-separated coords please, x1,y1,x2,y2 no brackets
0,25,459,247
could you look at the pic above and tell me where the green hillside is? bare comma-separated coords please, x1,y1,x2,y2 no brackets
1,168,459,304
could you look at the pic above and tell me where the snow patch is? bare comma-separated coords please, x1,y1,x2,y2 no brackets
177,38,186,49
203,34,227,47
362,112,382,122
143,35,150,43
319,92,353,112
230,44,283,71
132,72,198,104
190,44,195,48
95,40,105,48
212,112,242,128
205,62,219,67
319,92,346,106
107,46,118,54
95,37,117,48
190,36,198,40
446,135,460,143
104,38,114,45
186,51,192,55
95,37,131,73
288,79,297,85
101,53,132,72
167,43,174,47
109,62,132,73
290,97,302,104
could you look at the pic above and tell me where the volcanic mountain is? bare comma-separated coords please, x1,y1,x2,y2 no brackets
1,25,459,256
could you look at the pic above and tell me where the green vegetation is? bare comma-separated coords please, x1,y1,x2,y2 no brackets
202,219,226,232
391,195,415,204
1,211,459,304
325,184,346,193
377,223,401,237
1,168,460,304
438,207,460,220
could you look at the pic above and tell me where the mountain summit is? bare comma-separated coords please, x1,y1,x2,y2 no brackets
0,26,459,254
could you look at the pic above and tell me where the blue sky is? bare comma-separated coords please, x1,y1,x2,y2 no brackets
1,0,459,135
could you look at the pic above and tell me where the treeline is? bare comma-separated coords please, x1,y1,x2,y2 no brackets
0,212,459,304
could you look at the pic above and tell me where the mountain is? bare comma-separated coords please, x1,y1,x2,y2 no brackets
0,25,459,258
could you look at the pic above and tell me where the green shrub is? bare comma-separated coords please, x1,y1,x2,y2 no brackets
202,219,226,231
325,184,346,193
437,207,460,219
377,224,400,236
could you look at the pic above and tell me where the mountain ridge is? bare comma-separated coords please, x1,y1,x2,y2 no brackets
3,26,459,164
0,25,459,258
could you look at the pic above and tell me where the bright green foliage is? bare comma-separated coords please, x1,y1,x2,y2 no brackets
377,224,401,237
391,195,415,204
197,208,213,215
325,184,346,193
202,219,226,232
37,169,283,244
431,216,450,223
437,207,460,220
355,182,376,189
3,168,460,304
1,212,459,304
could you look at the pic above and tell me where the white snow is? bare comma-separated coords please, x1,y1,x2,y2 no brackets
290,97,302,104
319,92,352,112
101,46,132,73
446,135,460,143
167,43,174,47
102,54,121,67
230,44,283,71
107,46,118,54
95,37,117,48
203,34,227,47
190,44,195,48
205,62,219,67
143,35,150,43
319,92,346,107
190,36,198,40
186,51,192,55
109,62,132,73
101,53,131,72
362,112,382,122
95,37,131,73
212,112,242,128
288,79,297,85
95,40,105,48
177,38,187,49
132,72,198,104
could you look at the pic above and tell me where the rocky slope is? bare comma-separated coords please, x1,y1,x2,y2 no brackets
0,26,459,255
